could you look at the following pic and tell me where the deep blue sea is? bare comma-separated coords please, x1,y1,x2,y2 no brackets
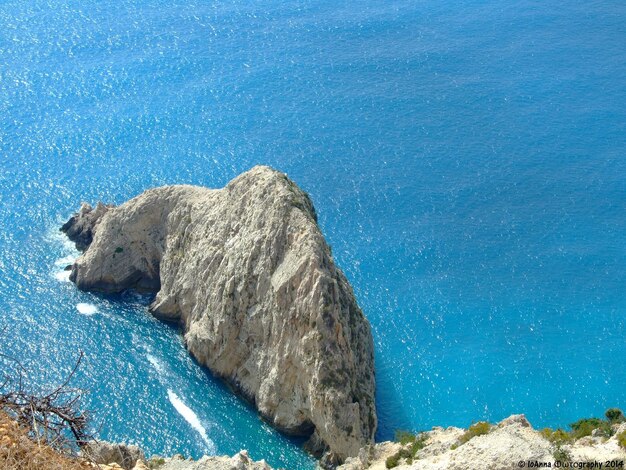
0,0,625,468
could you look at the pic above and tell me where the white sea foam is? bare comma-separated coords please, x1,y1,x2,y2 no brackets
47,227,80,254
51,241,78,282
76,303,98,315
54,254,77,267
167,390,215,452
146,353,166,375
54,270,71,282
50,227,79,282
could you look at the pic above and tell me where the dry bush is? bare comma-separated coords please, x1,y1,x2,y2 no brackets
0,410,92,470
0,332,98,469
0,348,93,453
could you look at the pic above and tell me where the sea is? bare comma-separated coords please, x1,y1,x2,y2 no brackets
0,0,624,468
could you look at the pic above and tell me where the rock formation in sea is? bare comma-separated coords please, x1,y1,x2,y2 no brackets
62,166,377,465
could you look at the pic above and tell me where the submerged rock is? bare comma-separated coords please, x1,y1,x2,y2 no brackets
64,166,377,464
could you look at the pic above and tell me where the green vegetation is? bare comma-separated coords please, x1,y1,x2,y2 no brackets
539,408,624,443
457,421,491,446
385,453,401,469
395,430,419,445
385,408,625,469
605,408,625,424
540,428,572,444
569,417,612,439
553,443,572,464
148,457,166,468
385,431,428,468
114,246,124,253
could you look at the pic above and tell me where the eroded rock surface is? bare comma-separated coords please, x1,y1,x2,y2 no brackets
62,202,112,251
91,449,270,470
338,416,626,470
63,166,377,464
84,441,145,470
146,451,272,470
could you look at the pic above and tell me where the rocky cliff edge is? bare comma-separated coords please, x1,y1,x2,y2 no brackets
339,415,626,470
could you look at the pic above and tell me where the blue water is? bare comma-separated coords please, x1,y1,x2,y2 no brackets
1,0,625,467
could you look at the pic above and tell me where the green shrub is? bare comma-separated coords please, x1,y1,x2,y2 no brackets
540,428,552,439
387,431,427,467
457,421,491,445
540,428,572,444
114,246,124,253
385,453,400,469
540,428,553,440
395,430,418,445
605,408,625,424
541,411,621,446
406,434,427,460
553,444,572,464
569,418,612,439
617,430,626,449
149,457,166,468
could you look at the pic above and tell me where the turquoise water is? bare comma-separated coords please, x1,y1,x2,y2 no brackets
1,0,625,468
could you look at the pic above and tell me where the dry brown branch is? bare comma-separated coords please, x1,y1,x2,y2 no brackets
0,346,94,456
0,410,93,470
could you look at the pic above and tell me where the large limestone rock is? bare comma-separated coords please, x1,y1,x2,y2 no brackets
63,166,377,464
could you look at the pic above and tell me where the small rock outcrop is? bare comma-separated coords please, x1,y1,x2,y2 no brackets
84,441,145,470
63,166,377,464
147,451,272,470
338,416,626,470
61,202,112,251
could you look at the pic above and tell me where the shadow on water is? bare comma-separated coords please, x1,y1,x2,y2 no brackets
94,288,313,453
189,354,313,449
374,355,417,441
97,290,157,307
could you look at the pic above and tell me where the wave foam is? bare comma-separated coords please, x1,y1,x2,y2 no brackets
76,303,98,315
54,254,77,267
54,270,71,282
146,354,166,375
167,390,215,452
